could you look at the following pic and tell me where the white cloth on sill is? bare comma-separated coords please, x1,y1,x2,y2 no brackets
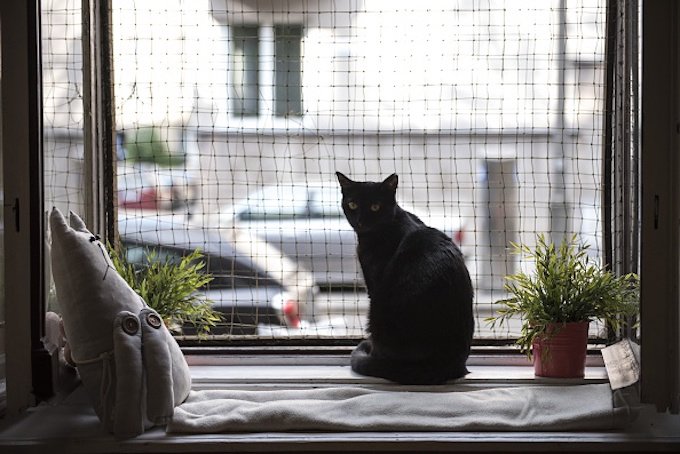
168,383,634,433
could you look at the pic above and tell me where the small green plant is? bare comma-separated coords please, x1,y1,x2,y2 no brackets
109,243,222,337
485,233,639,357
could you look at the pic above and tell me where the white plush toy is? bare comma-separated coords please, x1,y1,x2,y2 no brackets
49,208,191,438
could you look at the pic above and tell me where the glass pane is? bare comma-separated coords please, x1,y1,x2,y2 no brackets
42,1,85,316
109,2,608,343
231,26,260,116
275,25,302,116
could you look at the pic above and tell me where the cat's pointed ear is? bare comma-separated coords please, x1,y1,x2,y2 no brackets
336,171,354,189
382,173,398,192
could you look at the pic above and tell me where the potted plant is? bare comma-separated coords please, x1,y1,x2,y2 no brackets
486,234,639,378
109,245,222,337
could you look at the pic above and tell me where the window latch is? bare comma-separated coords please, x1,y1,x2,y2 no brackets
654,195,659,230
3,198,20,232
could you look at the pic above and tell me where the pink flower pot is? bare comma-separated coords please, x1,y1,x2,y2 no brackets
532,321,589,378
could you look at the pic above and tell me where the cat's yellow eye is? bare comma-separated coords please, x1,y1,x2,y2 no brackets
370,203,381,212
348,201,359,210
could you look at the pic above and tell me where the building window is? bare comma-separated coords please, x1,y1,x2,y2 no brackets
230,24,303,118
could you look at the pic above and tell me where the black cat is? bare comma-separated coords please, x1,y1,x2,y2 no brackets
336,172,474,385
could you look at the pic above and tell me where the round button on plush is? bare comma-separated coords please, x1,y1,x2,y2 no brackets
147,313,162,329
122,315,139,335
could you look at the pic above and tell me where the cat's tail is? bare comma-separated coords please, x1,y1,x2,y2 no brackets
350,339,374,374
350,339,468,385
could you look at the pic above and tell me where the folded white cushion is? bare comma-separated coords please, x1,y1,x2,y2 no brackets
49,208,191,438
169,383,634,433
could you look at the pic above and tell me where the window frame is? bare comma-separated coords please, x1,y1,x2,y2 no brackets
1,0,48,416
4,0,679,417
639,0,680,413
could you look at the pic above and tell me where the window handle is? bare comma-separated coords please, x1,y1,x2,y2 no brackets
654,195,659,230
3,198,20,232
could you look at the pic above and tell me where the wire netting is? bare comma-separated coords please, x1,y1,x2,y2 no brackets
43,0,609,342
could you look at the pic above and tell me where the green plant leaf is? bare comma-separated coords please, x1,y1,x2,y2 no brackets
108,242,223,337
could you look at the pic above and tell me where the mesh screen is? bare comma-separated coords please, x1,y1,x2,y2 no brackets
43,0,608,342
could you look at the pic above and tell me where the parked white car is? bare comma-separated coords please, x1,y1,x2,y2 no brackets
207,182,469,288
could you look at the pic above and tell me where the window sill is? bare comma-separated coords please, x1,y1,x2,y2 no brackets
187,361,609,391
1,360,679,453
183,351,609,388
